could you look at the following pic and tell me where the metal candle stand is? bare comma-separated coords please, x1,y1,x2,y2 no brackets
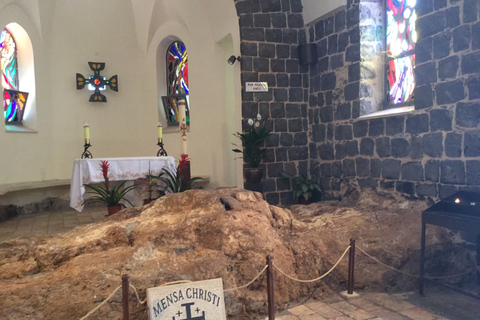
81,143,93,159
156,141,167,156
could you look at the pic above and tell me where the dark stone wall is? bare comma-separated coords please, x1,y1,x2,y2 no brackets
235,0,480,204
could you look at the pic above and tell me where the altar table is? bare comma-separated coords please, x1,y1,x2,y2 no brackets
70,156,176,212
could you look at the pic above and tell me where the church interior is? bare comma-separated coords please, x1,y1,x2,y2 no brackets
1,0,480,319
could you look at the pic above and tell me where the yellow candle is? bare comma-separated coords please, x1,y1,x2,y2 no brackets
157,122,163,143
83,122,90,144
179,100,187,155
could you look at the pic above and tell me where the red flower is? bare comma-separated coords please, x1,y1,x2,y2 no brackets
100,160,110,189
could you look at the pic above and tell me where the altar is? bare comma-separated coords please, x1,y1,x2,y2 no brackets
70,156,176,212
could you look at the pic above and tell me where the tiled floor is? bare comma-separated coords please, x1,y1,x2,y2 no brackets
0,206,106,243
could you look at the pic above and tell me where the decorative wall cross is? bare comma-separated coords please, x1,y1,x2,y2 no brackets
76,62,118,102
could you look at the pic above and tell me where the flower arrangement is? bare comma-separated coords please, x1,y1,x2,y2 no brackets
232,115,271,168
281,171,321,204
151,155,203,193
84,160,135,209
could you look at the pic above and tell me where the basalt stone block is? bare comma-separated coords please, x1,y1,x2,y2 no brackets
277,73,289,87
446,6,460,29
335,10,346,32
396,181,415,195
320,177,332,191
241,42,258,56
347,5,359,28
320,105,334,123
335,143,347,159
260,74,276,87
280,132,293,146
343,159,356,177
464,131,480,157
352,101,360,119
318,56,329,73
406,114,429,134
445,132,462,158
267,163,284,178
441,160,465,184
430,109,452,131
328,34,338,55
294,132,308,146
283,29,298,44
326,91,333,105
266,132,279,147
264,149,275,163
309,142,318,159
416,183,437,197
335,125,353,141
338,31,350,52
423,132,443,157
468,76,480,100
266,193,280,205
438,56,459,80
288,119,303,132
290,0,303,13
416,0,433,16
391,138,409,158
417,10,446,39
382,159,401,179
473,22,480,50
317,39,327,57
271,59,286,72
410,135,423,159
433,32,451,60
349,63,360,82
271,13,287,28
277,177,291,191
386,116,404,135
345,140,359,156
276,147,288,161
241,28,265,41
270,103,286,118
288,146,308,160
356,157,370,177
401,162,424,181
434,0,447,10
354,121,368,137
464,0,479,23
461,51,480,75
456,102,480,128
288,13,304,28
369,119,384,137
453,25,470,52
254,14,271,28
242,102,259,118
274,88,288,101
239,14,254,28
331,53,344,69
321,162,332,177
289,88,304,102
381,180,395,190
335,103,351,120
327,124,334,141
319,143,335,160
346,44,361,62
371,159,382,178
321,72,336,90
359,178,378,189
276,44,290,59
415,62,437,85
309,95,317,108
318,92,325,107
290,74,302,87
274,118,287,132
332,161,343,178
286,59,299,73
360,137,374,155
425,160,440,182
254,57,270,72
325,16,334,36
350,26,360,44
376,137,391,158
315,19,324,40
438,185,458,200
236,1,262,14
416,38,432,64
466,161,480,185
286,103,301,118
345,82,359,100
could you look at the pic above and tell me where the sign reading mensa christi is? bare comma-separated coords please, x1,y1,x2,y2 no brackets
147,278,226,320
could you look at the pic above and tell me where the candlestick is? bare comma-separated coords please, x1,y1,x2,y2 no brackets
83,122,90,144
179,99,187,155
157,122,163,143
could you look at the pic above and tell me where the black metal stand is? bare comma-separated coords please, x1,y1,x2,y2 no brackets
157,141,167,156
81,143,93,159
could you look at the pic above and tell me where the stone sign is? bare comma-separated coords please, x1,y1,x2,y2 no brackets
147,278,226,320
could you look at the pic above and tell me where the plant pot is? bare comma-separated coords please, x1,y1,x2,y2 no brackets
143,199,154,205
107,205,122,216
298,197,311,205
244,167,263,184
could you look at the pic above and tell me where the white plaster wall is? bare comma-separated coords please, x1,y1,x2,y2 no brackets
303,0,347,25
0,0,240,197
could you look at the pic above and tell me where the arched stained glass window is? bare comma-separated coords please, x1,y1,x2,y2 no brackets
386,0,417,106
1,28,28,124
162,41,189,126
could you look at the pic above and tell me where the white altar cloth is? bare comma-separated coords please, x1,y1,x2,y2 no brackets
70,156,176,212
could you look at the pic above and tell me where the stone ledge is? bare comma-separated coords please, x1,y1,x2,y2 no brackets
0,179,71,196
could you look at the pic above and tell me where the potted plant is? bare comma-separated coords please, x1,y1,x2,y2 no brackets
232,116,272,183
137,171,165,204
151,156,203,193
280,171,321,204
84,160,135,215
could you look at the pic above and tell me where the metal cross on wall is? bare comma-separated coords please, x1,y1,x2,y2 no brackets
76,62,118,102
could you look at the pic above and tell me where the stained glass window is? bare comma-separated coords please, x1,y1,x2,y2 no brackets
163,41,189,126
386,0,416,106
1,28,28,124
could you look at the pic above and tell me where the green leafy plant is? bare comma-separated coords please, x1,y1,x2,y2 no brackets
152,156,203,193
137,171,165,200
84,161,135,207
232,119,271,168
280,171,321,204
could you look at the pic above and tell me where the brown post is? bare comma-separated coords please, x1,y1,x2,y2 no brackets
266,255,275,320
347,239,356,294
122,274,130,320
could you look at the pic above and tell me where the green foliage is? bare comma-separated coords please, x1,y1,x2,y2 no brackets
84,181,135,207
152,166,203,194
232,124,271,168
140,173,165,200
280,171,321,204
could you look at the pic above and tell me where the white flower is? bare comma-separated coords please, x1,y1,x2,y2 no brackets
254,121,260,128
257,114,262,120
248,119,254,126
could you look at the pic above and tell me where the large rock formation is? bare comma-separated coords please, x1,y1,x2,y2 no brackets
0,188,474,319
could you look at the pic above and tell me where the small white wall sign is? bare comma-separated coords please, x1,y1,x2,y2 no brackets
147,278,226,320
245,82,269,92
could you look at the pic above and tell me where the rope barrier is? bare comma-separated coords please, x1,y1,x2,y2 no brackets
273,246,351,283
357,246,474,279
224,264,268,292
79,285,122,320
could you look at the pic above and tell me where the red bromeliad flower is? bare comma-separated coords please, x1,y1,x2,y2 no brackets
179,154,189,175
100,160,110,189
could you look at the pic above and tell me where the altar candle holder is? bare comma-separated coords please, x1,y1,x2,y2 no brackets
157,140,168,157
81,143,93,159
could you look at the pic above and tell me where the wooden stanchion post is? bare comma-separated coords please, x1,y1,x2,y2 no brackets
266,255,275,320
122,274,130,320
347,239,356,294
